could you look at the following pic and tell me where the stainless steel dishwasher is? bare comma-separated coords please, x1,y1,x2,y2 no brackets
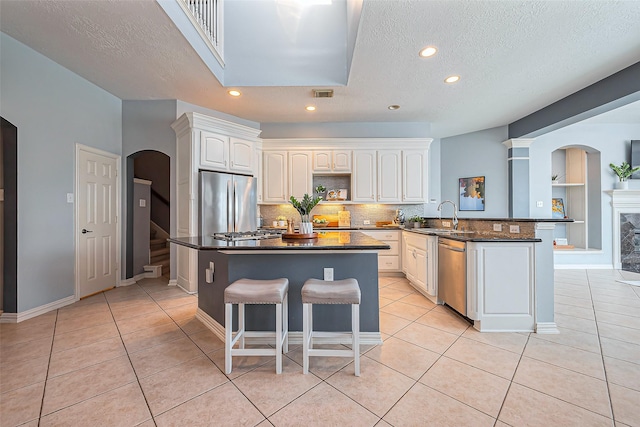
437,238,467,316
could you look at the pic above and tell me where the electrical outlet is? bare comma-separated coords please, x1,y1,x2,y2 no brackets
66,193,74,203
324,268,334,281
536,201,543,208
493,224,502,232
509,225,520,233
442,221,451,227
139,199,146,207
363,220,370,225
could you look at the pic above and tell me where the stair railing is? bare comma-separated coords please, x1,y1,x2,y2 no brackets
179,0,224,59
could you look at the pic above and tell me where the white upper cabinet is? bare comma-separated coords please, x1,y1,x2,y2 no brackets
200,133,255,174
289,151,313,199
313,150,352,172
229,137,254,173
403,150,428,202
200,131,228,171
263,151,288,203
260,138,432,204
378,150,402,202
352,150,377,202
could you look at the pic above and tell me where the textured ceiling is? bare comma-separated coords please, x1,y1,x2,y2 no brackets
1,0,639,137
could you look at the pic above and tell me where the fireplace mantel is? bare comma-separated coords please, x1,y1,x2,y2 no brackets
606,190,640,269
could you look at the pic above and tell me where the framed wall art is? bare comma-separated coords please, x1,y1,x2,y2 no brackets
552,198,565,219
459,176,485,211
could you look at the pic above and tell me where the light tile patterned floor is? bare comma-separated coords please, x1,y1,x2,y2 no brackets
1,270,640,426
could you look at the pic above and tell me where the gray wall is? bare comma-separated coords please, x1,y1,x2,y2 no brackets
0,33,122,312
440,126,509,218
132,181,151,276
530,122,640,266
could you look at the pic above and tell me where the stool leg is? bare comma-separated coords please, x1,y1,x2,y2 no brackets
238,303,245,349
353,304,360,376
225,302,233,374
283,293,289,353
275,302,283,374
302,303,310,374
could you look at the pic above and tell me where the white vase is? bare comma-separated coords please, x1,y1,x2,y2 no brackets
615,180,629,190
300,222,313,234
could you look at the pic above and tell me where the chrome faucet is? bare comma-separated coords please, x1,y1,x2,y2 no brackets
437,200,458,230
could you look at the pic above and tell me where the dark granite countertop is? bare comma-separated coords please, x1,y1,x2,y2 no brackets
403,228,541,243
168,231,391,251
420,217,574,223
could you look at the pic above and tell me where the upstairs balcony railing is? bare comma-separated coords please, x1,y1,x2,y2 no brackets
180,0,224,61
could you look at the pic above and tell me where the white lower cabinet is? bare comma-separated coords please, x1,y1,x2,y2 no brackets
360,230,401,272
466,241,535,332
402,231,437,301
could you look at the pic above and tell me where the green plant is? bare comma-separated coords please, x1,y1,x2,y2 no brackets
609,161,640,182
408,215,423,223
276,215,287,221
289,193,323,222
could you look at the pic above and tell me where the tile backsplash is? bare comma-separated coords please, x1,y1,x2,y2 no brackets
259,203,424,226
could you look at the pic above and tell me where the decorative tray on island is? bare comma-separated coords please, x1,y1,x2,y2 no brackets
282,232,318,239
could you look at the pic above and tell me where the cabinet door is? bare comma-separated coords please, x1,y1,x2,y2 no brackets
415,248,427,290
352,150,376,202
255,145,263,203
403,150,427,202
289,151,313,200
378,150,401,202
229,138,253,173
263,151,288,202
333,150,352,172
313,151,332,172
200,131,228,171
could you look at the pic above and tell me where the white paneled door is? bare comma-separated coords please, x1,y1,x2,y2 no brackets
77,146,119,298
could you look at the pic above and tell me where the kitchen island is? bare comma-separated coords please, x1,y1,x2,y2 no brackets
169,231,390,345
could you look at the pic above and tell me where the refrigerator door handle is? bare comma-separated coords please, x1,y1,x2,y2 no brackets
227,180,233,233
234,180,239,232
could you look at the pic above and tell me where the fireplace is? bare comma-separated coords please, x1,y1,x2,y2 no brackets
620,213,640,273
609,190,640,271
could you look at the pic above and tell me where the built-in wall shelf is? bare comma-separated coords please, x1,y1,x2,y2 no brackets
552,183,585,187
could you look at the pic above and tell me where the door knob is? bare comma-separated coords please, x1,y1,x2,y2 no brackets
81,229,93,234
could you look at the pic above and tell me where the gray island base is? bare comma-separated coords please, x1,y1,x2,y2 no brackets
169,232,389,345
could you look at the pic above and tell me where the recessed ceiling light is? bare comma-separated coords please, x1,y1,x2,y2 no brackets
444,75,460,84
228,89,242,97
305,105,316,111
419,46,437,58
388,105,400,110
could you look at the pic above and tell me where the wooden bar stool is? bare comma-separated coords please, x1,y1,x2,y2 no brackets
224,278,289,374
301,278,361,376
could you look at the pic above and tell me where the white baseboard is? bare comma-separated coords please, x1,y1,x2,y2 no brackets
118,277,138,287
536,322,560,334
195,308,383,346
0,295,76,323
168,279,178,287
177,283,197,294
554,264,614,270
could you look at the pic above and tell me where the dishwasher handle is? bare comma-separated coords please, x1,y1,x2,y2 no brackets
439,241,466,252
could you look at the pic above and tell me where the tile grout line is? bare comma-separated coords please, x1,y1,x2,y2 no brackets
493,332,532,425
107,284,160,426
586,270,618,424
36,309,59,426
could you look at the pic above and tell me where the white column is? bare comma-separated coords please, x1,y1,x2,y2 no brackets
503,138,535,218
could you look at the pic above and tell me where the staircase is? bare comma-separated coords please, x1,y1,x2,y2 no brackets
145,228,170,278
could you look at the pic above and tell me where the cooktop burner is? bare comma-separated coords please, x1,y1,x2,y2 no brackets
212,230,283,241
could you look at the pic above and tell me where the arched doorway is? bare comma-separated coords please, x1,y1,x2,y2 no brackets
551,145,602,251
1,117,18,313
126,150,171,280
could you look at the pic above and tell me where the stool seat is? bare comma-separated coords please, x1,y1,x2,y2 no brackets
225,278,289,304
301,278,361,305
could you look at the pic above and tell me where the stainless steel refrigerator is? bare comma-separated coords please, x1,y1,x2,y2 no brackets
199,171,257,236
